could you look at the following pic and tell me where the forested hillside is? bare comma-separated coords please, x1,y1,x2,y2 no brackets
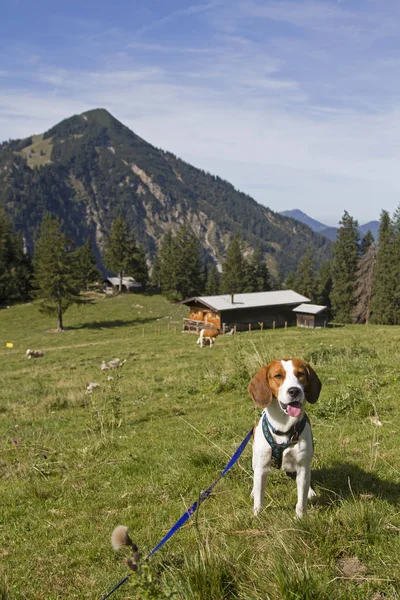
0,108,332,278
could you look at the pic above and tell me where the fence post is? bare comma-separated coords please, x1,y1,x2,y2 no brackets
234,324,237,335
249,323,251,333
273,321,275,330
285,321,287,330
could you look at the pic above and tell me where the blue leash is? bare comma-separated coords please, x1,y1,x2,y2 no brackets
101,427,253,599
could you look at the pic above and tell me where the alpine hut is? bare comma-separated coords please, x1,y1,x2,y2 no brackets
292,303,328,328
181,290,311,333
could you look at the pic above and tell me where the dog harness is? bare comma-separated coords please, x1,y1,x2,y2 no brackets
261,411,308,469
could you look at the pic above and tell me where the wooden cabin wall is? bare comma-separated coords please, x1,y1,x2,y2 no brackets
188,308,221,330
190,309,204,321
296,314,316,328
220,306,298,330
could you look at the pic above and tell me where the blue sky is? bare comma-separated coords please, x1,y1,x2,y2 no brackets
2,0,400,225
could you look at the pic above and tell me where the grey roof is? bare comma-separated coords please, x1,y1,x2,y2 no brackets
293,303,327,315
106,277,142,288
182,290,310,312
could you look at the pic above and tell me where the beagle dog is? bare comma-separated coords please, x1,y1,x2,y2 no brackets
248,359,322,518
197,328,219,348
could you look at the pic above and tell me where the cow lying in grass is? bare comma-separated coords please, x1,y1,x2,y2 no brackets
196,328,219,348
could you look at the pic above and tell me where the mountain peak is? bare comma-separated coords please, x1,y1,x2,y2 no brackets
80,107,122,126
43,107,128,141
281,209,380,241
1,110,332,278
281,209,328,233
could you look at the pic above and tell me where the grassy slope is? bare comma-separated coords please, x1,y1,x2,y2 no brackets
0,295,399,600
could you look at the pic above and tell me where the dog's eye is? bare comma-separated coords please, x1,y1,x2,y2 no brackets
297,372,305,378
274,373,284,380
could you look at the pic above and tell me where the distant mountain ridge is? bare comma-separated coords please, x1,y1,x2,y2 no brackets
0,109,332,278
281,209,379,241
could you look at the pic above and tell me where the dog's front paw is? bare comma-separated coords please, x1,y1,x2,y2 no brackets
308,487,317,500
253,504,262,516
295,504,306,519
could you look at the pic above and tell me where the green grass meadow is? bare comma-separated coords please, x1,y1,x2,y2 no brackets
0,294,399,599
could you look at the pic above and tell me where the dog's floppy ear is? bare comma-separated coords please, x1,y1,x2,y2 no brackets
248,365,273,407
304,363,322,404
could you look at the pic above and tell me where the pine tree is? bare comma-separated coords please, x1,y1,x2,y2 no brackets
133,244,149,289
393,205,400,323
158,230,177,298
0,209,16,302
353,242,376,324
74,237,101,290
150,254,162,291
293,247,317,301
33,215,84,331
103,216,147,291
360,230,374,255
330,211,360,323
220,234,249,294
173,225,203,300
155,226,203,300
246,247,271,292
9,231,33,302
316,261,332,310
371,211,396,324
0,209,32,303
283,273,295,290
205,263,220,295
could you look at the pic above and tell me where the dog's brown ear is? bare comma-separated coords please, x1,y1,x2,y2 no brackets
305,364,322,404
248,365,273,407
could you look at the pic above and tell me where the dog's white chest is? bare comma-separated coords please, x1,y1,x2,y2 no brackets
253,419,313,472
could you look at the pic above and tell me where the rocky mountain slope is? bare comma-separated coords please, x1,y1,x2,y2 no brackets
0,108,332,278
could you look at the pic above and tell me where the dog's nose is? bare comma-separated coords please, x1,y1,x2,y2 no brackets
288,387,301,399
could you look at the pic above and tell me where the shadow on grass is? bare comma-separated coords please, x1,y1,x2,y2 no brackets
67,316,160,330
313,462,400,505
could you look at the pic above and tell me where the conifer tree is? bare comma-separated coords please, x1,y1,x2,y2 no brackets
74,237,101,290
33,215,83,331
173,225,203,300
283,273,295,290
150,254,162,291
353,242,376,324
158,230,177,298
220,234,249,295
133,244,149,289
316,261,332,310
360,230,374,255
393,205,400,323
155,225,203,300
0,209,16,302
9,231,33,302
103,216,145,292
293,247,317,301
0,209,32,303
330,211,360,323
371,210,396,324
205,263,220,295
246,247,271,292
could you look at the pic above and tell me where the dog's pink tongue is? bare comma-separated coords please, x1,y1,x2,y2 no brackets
287,402,302,417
